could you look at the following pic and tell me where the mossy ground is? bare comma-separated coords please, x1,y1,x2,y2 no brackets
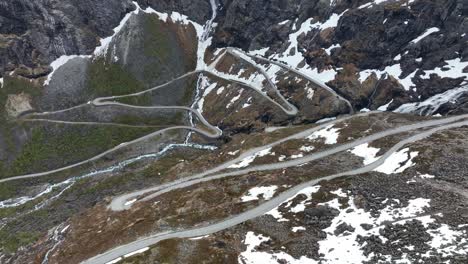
1,123,154,178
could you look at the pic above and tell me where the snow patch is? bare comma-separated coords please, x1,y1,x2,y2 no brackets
123,247,149,258
420,58,468,80
299,146,315,152
307,125,341,144
292,226,306,232
228,147,272,168
395,86,468,115
266,186,321,221
349,143,381,165
317,195,431,263
306,88,315,99
374,148,418,174
410,27,440,44
377,99,394,111
45,55,90,86
226,90,244,108
241,186,278,202
239,232,316,264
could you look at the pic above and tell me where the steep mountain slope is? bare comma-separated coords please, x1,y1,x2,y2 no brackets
0,0,467,263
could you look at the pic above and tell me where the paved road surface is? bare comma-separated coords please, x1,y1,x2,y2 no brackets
82,119,468,264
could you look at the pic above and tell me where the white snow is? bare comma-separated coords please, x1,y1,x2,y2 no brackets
190,235,210,240
216,86,225,95
123,247,149,258
420,58,468,80
426,224,468,257
410,27,440,44
306,88,315,99
124,198,137,206
324,44,341,55
292,226,306,232
226,90,244,108
349,143,381,165
307,125,341,144
359,64,417,90
239,232,316,264
105,257,123,264
358,0,389,9
394,54,401,61
0,78,3,88
242,97,253,108
241,186,278,202
45,55,90,86
94,2,143,57
419,173,435,179
278,155,286,161
259,184,467,262
299,145,315,152
248,12,348,88
290,153,304,159
374,148,418,174
227,150,239,156
228,147,272,168
266,186,321,221
317,195,431,263
197,77,218,113
316,117,337,123
395,86,468,115
377,99,394,111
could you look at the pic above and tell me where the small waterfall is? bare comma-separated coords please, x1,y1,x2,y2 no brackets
185,0,219,143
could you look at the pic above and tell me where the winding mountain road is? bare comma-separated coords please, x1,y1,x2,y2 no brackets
225,48,299,115
82,118,468,264
3,49,304,183
109,113,468,211
236,48,355,114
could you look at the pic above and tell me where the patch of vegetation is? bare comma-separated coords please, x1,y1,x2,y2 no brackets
143,15,171,61
0,76,42,156
86,58,151,105
0,230,40,253
2,124,154,178
112,112,185,126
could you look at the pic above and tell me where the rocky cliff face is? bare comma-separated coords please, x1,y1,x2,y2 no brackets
1,0,467,114
0,0,134,77
1,1,468,263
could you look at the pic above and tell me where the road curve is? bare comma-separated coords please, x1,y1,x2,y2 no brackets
0,125,220,184
4,48,310,183
20,119,170,129
82,119,468,264
109,111,376,211
225,48,299,115
236,48,354,114
109,113,468,211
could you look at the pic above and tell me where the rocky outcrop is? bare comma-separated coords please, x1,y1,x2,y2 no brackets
136,0,212,24
0,0,134,77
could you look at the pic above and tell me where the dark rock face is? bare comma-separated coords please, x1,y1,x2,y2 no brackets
0,0,134,76
0,0,467,114
136,0,212,24
213,0,300,50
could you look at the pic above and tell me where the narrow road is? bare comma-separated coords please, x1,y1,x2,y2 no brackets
109,113,468,211
82,119,468,264
109,111,375,211
20,119,170,129
5,54,302,183
225,48,298,115
236,48,354,114
3,47,309,184
0,125,220,184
